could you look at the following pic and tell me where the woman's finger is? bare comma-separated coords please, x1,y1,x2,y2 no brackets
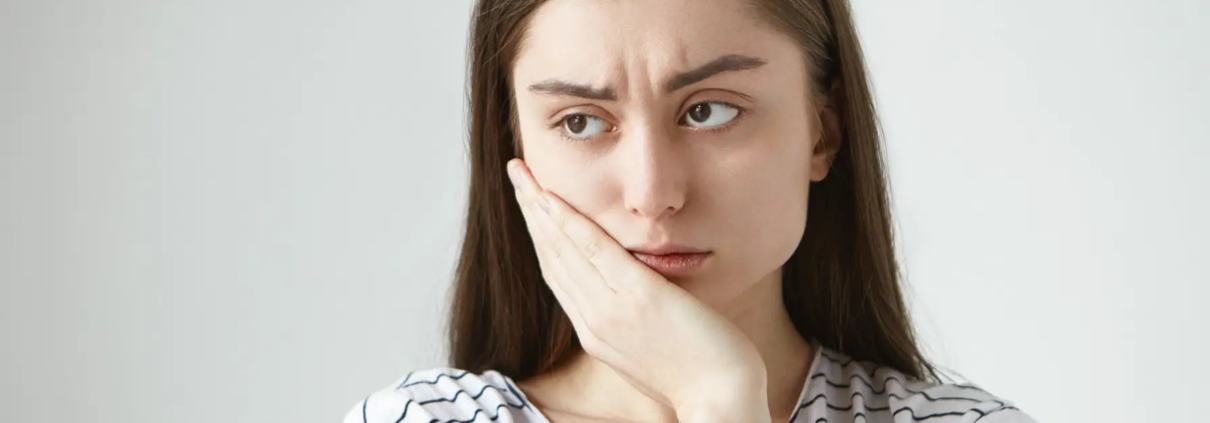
514,184,590,308
512,173,603,353
528,196,618,296
530,221,593,344
531,179,658,292
510,160,620,296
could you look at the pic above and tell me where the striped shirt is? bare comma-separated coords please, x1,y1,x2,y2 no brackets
344,345,1036,423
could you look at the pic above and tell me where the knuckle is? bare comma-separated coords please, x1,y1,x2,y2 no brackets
585,311,613,335
547,208,565,228
582,238,601,260
546,235,563,258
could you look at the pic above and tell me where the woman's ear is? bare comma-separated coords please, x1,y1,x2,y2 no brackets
809,79,844,182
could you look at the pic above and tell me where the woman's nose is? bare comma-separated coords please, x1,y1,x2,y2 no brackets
619,128,687,221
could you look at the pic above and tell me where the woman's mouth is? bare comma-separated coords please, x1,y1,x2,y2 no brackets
629,250,712,278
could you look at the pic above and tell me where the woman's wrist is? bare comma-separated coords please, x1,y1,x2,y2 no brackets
673,379,772,423
675,396,773,423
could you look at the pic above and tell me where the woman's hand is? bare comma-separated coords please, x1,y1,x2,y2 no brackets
507,159,772,422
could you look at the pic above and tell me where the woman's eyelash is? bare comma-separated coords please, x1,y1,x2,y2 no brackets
679,101,747,133
549,114,609,142
548,114,585,130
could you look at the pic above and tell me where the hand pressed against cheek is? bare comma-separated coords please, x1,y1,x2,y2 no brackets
508,158,769,418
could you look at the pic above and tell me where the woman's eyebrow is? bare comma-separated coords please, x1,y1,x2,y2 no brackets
664,54,766,92
527,54,766,101
527,80,617,101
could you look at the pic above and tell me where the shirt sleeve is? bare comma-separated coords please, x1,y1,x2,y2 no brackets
340,368,534,423
342,389,436,423
974,404,1039,423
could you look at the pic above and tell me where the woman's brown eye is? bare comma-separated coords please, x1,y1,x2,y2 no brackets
688,103,712,122
566,115,587,134
683,101,739,129
560,114,607,139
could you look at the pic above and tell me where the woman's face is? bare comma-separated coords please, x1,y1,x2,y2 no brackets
511,0,835,308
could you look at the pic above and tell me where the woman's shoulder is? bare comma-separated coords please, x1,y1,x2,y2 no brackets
792,347,1038,423
342,367,545,423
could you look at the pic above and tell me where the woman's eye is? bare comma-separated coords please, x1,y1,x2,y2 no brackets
561,114,609,139
683,102,740,129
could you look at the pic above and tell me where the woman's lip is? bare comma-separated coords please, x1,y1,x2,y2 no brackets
627,245,709,255
630,251,711,278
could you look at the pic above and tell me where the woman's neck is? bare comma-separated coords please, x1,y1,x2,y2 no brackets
520,269,814,423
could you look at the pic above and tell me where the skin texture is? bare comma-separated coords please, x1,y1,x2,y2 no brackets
508,0,843,421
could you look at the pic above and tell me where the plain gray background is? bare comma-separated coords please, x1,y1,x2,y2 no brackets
2,0,1206,422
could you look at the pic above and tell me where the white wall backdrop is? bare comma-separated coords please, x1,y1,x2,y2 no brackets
2,1,1206,422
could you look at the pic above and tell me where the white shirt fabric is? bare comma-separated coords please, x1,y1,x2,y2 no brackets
344,344,1037,423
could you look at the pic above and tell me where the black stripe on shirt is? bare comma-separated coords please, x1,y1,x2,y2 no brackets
971,404,1020,422
394,399,412,423
796,391,987,413
501,374,538,413
809,373,990,401
414,383,525,408
395,371,415,389
393,401,515,423
400,371,472,388
815,351,993,396
791,392,1005,422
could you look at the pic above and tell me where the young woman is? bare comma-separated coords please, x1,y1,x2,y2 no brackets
346,0,1036,422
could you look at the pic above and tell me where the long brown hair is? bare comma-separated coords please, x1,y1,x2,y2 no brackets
448,0,941,382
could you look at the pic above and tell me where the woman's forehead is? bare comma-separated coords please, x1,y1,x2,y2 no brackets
511,0,799,98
